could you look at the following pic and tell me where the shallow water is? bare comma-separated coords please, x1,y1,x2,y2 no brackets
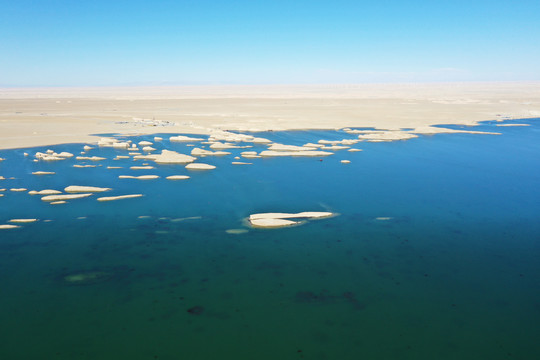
1,120,539,359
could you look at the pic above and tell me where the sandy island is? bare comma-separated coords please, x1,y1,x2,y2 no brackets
0,82,539,150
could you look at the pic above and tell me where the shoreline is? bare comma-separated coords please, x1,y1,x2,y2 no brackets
1,82,539,150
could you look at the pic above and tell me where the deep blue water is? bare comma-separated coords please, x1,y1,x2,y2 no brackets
0,119,539,359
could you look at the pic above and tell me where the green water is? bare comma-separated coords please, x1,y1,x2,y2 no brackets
0,121,539,359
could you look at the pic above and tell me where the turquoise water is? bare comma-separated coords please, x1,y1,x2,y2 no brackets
0,120,539,359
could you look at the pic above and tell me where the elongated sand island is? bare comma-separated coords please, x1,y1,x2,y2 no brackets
0,82,539,150
248,212,336,228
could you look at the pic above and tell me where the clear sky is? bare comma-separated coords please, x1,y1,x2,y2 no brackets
1,0,539,86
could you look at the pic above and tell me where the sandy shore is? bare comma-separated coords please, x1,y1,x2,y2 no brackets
1,82,539,150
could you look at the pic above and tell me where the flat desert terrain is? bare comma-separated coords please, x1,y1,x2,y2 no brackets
1,82,539,150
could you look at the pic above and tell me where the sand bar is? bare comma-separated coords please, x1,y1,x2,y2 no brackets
170,135,205,142
185,163,216,170
191,148,230,156
1,83,539,150
249,218,299,228
76,156,106,161
0,224,21,230
97,194,143,201
41,193,93,201
134,149,196,164
166,175,190,180
119,175,160,179
65,185,111,193
250,212,335,220
29,189,62,195
259,150,333,157
248,211,335,228
9,219,38,223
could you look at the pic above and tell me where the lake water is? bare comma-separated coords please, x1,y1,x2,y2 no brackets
1,119,539,359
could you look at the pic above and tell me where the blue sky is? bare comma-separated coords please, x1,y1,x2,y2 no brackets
1,0,539,86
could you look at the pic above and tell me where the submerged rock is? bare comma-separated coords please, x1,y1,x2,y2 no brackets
63,271,112,285
187,305,205,315
226,228,249,235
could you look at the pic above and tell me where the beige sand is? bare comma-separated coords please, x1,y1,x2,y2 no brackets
29,189,62,195
133,150,196,164
250,218,299,228
166,175,190,180
170,135,205,142
248,211,335,228
1,82,539,150
185,163,216,170
41,193,93,201
0,224,21,229
250,212,335,220
76,156,106,161
35,151,73,161
9,219,38,223
190,147,231,156
97,194,143,201
119,175,160,180
260,150,334,157
65,185,112,193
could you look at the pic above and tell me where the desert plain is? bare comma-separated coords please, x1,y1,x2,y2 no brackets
1,82,540,150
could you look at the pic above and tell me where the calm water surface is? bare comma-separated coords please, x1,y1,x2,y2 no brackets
0,120,539,359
